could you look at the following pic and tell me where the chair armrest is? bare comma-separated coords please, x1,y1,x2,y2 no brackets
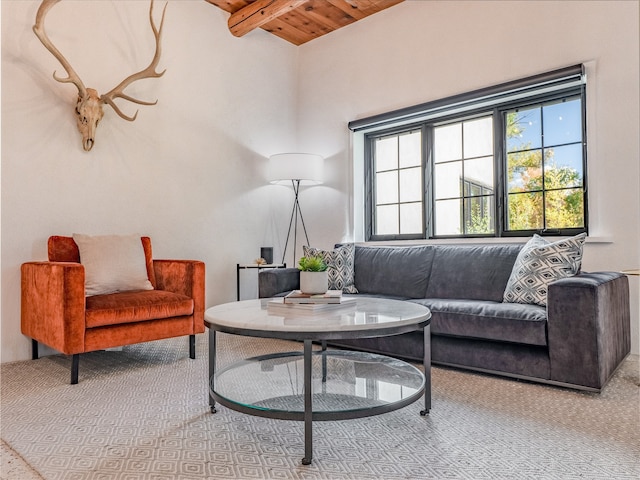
153,260,205,333
21,261,86,354
258,268,300,298
547,272,630,390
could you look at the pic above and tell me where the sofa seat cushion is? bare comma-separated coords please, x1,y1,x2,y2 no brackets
86,290,194,328
410,298,547,346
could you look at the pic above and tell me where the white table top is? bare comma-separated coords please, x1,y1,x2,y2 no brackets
204,297,431,340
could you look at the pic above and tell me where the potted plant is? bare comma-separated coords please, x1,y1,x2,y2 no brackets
298,255,328,294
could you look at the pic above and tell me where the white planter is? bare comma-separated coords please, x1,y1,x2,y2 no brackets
299,271,328,295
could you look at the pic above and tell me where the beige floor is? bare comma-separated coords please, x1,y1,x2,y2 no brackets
0,440,42,480
3,344,637,480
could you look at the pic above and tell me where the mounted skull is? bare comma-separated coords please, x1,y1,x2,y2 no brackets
33,0,167,151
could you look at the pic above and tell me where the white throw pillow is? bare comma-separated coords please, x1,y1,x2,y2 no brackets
503,233,586,307
72,234,154,296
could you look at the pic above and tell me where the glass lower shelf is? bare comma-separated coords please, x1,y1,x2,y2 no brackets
211,350,425,420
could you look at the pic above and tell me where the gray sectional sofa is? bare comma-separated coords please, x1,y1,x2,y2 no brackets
259,243,631,392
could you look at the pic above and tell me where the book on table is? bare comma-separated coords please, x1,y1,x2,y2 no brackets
267,297,356,315
284,290,347,304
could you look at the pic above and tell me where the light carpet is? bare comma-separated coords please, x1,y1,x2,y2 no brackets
1,334,638,480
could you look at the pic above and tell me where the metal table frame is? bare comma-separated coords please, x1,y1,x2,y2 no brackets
206,304,431,465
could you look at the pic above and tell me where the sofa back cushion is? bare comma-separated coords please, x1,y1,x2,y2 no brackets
354,245,434,298
425,244,523,302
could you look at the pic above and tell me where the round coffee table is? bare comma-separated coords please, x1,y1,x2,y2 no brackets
204,297,431,465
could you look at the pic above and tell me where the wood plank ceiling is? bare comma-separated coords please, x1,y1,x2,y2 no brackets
206,0,404,46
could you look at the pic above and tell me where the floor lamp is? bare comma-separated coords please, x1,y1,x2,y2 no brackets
268,153,324,265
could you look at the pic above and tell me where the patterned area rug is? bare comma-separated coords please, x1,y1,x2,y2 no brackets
1,334,638,480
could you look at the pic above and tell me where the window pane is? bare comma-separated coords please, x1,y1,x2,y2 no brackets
507,192,543,230
507,150,542,193
435,199,461,235
543,98,582,146
545,189,584,229
375,136,398,171
464,196,495,234
544,144,583,188
434,124,462,163
376,171,398,204
400,202,423,234
434,161,462,199
506,107,541,152
399,131,421,168
463,117,493,158
399,167,422,202
376,205,398,235
464,156,493,193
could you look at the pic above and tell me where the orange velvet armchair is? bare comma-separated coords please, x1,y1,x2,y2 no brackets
21,236,205,384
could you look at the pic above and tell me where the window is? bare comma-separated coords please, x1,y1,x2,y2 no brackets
353,65,587,240
433,116,495,236
505,97,585,232
372,130,423,235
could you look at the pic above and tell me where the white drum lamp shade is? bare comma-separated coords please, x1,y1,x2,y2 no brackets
268,153,324,185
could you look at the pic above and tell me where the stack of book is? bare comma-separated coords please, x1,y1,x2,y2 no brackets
267,290,356,314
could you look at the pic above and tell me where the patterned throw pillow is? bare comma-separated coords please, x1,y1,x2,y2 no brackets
503,233,587,307
303,244,358,294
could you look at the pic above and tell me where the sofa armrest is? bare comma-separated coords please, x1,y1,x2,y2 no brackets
153,260,206,334
547,272,630,390
258,268,300,298
21,261,86,354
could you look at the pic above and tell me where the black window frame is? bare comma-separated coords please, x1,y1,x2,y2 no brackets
352,66,587,241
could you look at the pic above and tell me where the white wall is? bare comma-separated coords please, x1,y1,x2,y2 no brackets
296,0,640,354
1,0,299,362
3,0,639,363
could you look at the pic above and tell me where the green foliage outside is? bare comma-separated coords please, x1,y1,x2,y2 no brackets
466,201,493,234
298,255,327,272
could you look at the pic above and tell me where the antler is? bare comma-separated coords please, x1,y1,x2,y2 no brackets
33,0,87,98
101,0,167,121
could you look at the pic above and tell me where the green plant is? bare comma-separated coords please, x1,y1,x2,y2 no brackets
298,255,327,272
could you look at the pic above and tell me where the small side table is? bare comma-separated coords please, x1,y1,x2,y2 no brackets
236,263,287,301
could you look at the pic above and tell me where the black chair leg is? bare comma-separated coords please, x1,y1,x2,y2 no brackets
71,354,79,385
189,334,196,359
32,339,39,360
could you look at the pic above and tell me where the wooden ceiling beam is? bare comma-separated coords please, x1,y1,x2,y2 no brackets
228,0,308,37
207,0,405,45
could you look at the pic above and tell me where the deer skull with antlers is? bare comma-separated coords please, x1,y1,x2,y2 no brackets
33,0,167,151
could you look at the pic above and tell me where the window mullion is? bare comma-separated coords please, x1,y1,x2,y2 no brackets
495,108,505,237
540,108,547,230
424,125,434,239
396,136,401,234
